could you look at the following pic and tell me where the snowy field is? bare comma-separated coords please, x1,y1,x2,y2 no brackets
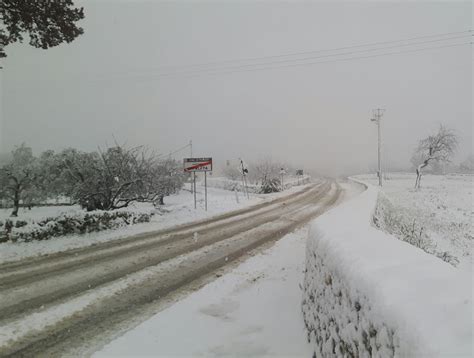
0,183,313,264
94,228,313,357
355,173,473,271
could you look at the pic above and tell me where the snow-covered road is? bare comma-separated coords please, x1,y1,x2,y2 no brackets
96,228,313,358
0,179,343,357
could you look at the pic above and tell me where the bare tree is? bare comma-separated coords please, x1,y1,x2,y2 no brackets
249,157,279,184
59,145,184,210
250,157,285,193
411,125,457,189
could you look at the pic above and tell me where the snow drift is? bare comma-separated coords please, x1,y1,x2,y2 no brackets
302,183,472,357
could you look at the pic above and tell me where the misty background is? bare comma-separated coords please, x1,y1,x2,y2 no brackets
0,0,472,176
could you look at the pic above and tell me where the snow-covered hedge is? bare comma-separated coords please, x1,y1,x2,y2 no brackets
302,183,472,357
373,192,460,266
0,209,155,243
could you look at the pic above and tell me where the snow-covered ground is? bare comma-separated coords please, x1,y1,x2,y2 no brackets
0,184,312,264
302,182,472,357
95,228,313,357
355,173,473,271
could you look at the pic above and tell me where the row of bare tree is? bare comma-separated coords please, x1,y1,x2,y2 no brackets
0,144,185,216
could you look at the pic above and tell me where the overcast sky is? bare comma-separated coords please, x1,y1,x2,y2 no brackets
0,0,472,176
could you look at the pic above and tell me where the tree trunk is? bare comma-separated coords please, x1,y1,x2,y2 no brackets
10,189,20,217
415,161,429,190
415,168,421,189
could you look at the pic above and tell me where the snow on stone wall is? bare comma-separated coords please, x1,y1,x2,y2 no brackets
302,183,472,358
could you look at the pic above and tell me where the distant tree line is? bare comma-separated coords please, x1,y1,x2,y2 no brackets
0,144,185,217
222,157,296,194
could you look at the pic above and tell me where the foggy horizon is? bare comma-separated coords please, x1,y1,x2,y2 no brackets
0,0,472,176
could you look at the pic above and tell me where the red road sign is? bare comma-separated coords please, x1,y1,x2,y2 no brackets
184,157,213,172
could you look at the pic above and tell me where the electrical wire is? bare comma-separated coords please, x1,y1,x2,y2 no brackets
120,29,473,74
102,41,472,82
148,35,473,78
156,142,191,159
88,30,472,82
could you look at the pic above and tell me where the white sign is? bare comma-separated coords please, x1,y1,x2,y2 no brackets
184,157,213,172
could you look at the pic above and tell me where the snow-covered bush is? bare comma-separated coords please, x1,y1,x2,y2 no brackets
373,192,459,266
302,185,472,357
0,209,154,243
258,177,281,194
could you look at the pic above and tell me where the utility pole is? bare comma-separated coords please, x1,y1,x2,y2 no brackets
371,109,385,186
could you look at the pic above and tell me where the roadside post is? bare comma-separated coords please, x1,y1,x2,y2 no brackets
280,168,286,191
204,171,208,211
184,157,213,211
193,173,196,209
239,158,250,199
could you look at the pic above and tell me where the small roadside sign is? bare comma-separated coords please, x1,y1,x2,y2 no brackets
296,169,304,176
184,157,212,211
184,157,213,172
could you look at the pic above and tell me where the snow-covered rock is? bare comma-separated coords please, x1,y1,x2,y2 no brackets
302,183,472,357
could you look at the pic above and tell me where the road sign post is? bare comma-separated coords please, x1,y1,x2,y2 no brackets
239,159,250,199
204,172,208,211
193,173,197,209
184,157,213,210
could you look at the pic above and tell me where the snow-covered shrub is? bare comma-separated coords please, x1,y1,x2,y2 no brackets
303,185,472,357
373,192,458,266
0,209,155,243
258,177,281,194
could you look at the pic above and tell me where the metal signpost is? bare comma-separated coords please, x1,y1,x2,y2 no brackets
239,159,250,199
184,157,213,211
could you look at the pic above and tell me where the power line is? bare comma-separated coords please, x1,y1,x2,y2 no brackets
156,142,191,159
121,29,473,74
92,32,472,82
113,41,472,82
207,41,472,78
149,35,472,78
